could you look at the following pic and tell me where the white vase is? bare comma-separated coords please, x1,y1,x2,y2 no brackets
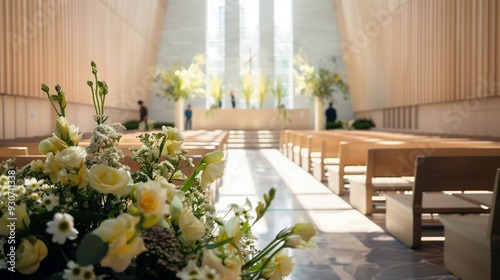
175,98,185,130
314,97,325,131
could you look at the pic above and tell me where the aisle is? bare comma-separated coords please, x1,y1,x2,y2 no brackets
216,149,457,280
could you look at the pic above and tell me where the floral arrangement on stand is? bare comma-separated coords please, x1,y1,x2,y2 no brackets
0,62,317,279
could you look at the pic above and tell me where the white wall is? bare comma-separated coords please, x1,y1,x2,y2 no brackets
149,0,207,123
293,0,355,128
356,96,500,138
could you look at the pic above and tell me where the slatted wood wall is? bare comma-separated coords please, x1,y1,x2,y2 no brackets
333,0,500,113
0,0,167,110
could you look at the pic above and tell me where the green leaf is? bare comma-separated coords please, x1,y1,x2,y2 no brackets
76,234,109,266
204,237,234,249
47,274,64,280
68,210,108,224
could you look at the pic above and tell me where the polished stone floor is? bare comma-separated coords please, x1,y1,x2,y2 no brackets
215,149,458,280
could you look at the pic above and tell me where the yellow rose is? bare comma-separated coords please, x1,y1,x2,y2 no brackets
0,203,30,235
135,180,168,224
92,213,147,272
16,236,48,275
38,136,67,155
202,250,242,280
201,160,225,190
55,146,87,170
65,166,89,189
30,159,45,171
88,165,133,196
162,126,184,156
261,249,295,280
55,116,82,145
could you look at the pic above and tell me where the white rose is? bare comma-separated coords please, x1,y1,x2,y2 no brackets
92,213,147,272
155,176,182,203
43,153,63,183
88,165,133,196
135,180,168,224
55,146,87,170
179,207,206,241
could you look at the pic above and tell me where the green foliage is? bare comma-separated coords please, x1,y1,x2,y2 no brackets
207,75,225,108
326,121,344,129
76,234,109,266
155,54,206,101
272,76,285,108
257,73,270,108
352,118,375,130
123,121,174,130
240,74,254,109
293,49,349,101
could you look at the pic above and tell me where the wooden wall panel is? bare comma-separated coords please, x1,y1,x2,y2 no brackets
333,0,500,112
0,0,167,110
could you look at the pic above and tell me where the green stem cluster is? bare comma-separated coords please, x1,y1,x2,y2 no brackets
41,83,67,117
87,60,109,125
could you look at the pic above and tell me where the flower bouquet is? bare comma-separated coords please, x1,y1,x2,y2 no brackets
0,62,317,280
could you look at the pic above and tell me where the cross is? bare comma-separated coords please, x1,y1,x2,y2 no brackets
244,48,257,75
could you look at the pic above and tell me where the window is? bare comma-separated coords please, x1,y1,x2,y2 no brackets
206,0,225,108
274,0,293,108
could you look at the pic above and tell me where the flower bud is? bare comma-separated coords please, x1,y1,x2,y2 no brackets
87,80,93,87
60,92,66,109
202,151,224,164
55,84,61,92
291,223,317,243
41,84,50,93
55,116,70,142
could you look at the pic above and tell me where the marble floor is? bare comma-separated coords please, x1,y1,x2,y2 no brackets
215,149,458,280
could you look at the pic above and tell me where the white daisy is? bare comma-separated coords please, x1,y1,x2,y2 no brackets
46,213,78,244
176,260,201,280
24,178,43,189
63,260,95,280
200,266,221,280
40,193,60,211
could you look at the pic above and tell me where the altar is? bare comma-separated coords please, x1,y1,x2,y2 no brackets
191,108,310,130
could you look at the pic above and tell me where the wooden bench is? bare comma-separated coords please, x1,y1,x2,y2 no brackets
0,147,29,156
439,169,500,280
385,155,500,248
349,146,500,215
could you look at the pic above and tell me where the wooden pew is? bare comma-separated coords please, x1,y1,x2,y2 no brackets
0,147,29,156
385,155,500,248
439,169,500,280
349,147,500,215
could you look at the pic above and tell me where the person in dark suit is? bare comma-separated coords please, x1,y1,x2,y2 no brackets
325,102,337,126
138,100,148,122
185,104,192,130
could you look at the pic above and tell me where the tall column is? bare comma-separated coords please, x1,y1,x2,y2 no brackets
225,0,240,106
259,0,274,78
